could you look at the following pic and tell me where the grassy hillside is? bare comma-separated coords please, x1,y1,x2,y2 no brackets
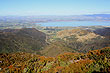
0,28,46,54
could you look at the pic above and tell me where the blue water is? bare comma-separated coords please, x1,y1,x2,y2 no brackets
36,21,110,27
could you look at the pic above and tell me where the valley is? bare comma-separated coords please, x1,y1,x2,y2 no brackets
0,15,110,73
0,24,110,72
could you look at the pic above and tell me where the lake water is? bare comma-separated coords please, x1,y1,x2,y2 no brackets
36,21,110,27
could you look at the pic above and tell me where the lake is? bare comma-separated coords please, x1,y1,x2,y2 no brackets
36,21,110,27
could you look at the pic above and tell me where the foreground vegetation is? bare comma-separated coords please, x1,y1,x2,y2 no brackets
0,47,110,73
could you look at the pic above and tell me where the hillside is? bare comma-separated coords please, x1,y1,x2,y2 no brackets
40,41,76,57
0,28,46,54
94,27,110,36
56,29,104,42
41,28,110,56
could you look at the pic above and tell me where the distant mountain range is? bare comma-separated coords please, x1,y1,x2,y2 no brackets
85,14,110,18
0,14,110,24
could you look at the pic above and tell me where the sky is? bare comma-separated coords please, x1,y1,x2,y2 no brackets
0,0,110,16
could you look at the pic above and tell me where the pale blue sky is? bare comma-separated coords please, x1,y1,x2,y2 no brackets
0,0,110,16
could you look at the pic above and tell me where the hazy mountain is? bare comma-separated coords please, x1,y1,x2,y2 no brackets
85,14,110,18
